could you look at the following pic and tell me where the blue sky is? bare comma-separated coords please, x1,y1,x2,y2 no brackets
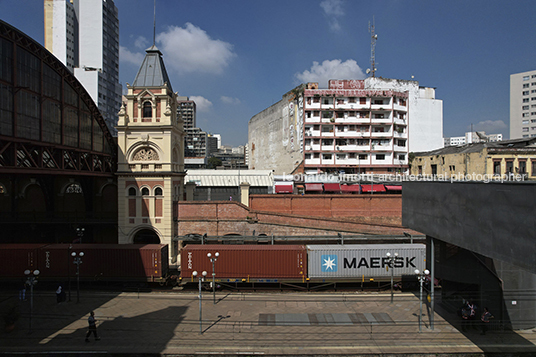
2,0,536,147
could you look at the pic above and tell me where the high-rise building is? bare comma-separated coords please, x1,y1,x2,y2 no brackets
444,131,503,147
44,0,122,136
510,70,536,140
249,78,443,175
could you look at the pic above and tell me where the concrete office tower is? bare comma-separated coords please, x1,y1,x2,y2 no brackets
510,70,536,139
44,0,122,136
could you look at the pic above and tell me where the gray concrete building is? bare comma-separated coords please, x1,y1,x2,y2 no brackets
510,69,536,139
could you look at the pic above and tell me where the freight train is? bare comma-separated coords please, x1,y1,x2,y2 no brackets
0,243,425,288
0,244,169,284
180,243,426,287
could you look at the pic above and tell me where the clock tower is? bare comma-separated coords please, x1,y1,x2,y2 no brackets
116,45,185,263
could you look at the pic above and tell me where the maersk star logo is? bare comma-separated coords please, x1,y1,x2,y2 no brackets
321,254,338,272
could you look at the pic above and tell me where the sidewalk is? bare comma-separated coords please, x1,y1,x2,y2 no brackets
1,289,536,356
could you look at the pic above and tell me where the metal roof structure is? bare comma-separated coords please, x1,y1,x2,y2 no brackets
132,45,173,91
185,170,274,187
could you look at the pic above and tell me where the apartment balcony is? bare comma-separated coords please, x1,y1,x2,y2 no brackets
393,145,408,152
320,158,335,165
321,131,335,137
306,101,321,109
393,103,408,111
393,131,407,139
370,102,392,110
371,131,393,137
304,158,321,165
305,115,321,123
305,130,321,137
353,117,371,124
394,117,407,125
371,144,393,151
304,144,321,151
393,158,408,166
371,116,392,124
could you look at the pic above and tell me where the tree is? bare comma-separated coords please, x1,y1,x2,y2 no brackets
207,157,222,169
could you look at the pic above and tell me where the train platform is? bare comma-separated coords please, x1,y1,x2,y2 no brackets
1,288,536,356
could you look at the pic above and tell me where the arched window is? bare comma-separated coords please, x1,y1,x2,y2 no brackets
128,187,136,196
143,102,152,118
155,187,163,196
141,187,149,196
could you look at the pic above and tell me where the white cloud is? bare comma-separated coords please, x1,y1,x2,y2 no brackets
320,0,344,32
472,120,507,134
134,36,149,49
119,46,144,66
190,96,213,112
156,23,236,74
295,59,366,88
320,0,344,16
221,96,241,105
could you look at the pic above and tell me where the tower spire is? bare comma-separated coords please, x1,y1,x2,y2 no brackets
368,16,378,78
153,0,156,46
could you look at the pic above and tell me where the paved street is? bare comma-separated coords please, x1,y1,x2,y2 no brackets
1,288,536,356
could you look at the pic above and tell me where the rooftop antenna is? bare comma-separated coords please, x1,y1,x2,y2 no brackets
367,16,378,77
153,0,156,46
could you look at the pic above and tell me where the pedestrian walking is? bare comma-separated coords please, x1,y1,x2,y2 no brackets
480,307,494,335
56,285,63,303
19,283,26,301
85,311,100,342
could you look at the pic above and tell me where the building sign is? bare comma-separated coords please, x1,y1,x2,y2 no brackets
304,89,409,98
328,79,365,89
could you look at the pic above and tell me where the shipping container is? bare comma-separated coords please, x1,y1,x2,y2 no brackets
307,244,426,280
0,244,47,279
37,244,168,282
181,244,307,281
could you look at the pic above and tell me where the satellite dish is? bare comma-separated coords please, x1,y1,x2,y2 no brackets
366,68,371,74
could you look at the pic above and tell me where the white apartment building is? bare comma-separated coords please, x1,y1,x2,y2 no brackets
249,78,443,175
510,70,536,140
444,131,503,147
44,0,122,136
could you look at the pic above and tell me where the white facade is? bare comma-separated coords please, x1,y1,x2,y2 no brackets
44,0,77,71
510,70,536,139
444,131,504,147
44,0,122,136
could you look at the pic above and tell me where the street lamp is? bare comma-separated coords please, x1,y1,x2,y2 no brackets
192,270,207,334
207,252,219,304
24,269,40,333
386,252,398,304
76,227,85,243
71,251,84,303
415,268,430,333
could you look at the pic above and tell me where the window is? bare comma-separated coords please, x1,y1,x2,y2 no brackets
493,161,501,174
418,166,422,175
523,98,529,103
399,154,405,160
523,120,529,124
523,106,529,110
532,160,536,176
128,187,136,196
431,164,437,175
523,127,529,132
143,101,152,118
348,97,356,103
376,154,385,160
359,154,368,160
373,100,383,105
322,154,332,160
313,97,320,103
519,161,526,174
523,113,529,117
523,76,530,81
141,187,150,196
506,161,514,173
523,91,529,95
155,187,163,196
523,84,529,88
360,97,366,104
141,164,149,169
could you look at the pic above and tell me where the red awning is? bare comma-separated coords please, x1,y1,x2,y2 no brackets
385,185,402,191
341,184,361,192
275,184,293,193
323,183,341,192
361,184,386,192
305,183,323,191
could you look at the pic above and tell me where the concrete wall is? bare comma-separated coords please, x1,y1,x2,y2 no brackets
248,88,303,174
402,181,536,329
